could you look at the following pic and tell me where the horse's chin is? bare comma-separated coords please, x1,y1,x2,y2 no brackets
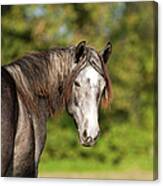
79,139,96,147
81,143,94,147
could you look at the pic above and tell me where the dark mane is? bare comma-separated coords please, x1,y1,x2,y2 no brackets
5,47,75,115
11,47,74,96
100,58,112,108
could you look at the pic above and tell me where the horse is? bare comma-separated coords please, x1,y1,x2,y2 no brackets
1,41,112,177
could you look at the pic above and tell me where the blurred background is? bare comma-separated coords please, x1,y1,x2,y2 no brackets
1,2,157,180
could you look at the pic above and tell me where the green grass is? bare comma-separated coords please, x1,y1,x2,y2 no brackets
38,157,154,180
39,155,153,174
39,159,114,173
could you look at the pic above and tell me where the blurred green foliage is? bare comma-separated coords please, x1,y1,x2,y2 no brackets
1,2,157,176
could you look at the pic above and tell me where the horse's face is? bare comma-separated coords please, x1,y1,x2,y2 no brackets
67,41,112,147
68,65,106,146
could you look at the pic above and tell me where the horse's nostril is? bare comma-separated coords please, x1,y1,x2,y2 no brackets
83,130,87,138
86,136,92,143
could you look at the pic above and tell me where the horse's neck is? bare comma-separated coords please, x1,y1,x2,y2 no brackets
5,48,76,117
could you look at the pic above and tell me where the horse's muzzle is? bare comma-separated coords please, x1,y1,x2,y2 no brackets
80,135,99,147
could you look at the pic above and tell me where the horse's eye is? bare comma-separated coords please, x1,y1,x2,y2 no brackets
74,96,79,107
74,81,81,87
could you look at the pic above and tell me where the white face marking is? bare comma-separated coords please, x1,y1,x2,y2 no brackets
67,65,106,146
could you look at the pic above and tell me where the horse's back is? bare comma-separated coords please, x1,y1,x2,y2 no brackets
1,67,18,176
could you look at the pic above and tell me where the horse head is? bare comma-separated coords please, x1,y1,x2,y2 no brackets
66,41,112,147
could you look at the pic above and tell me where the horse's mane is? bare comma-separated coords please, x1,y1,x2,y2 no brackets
100,58,112,109
5,47,75,115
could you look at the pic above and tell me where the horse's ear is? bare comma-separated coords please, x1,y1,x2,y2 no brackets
75,41,86,63
100,41,112,64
